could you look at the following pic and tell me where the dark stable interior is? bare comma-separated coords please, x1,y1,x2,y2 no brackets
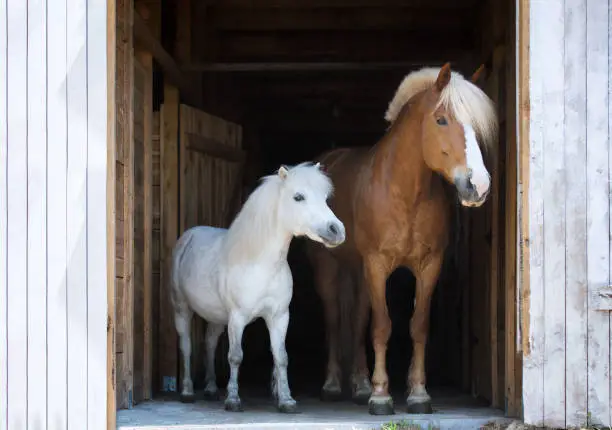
151,0,510,408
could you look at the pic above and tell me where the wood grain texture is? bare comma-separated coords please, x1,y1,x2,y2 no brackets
66,0,89,426
0,0,7,425
563,0,588,426
87,0,111,428
522,0,545,424
586,0,611,425
26,0,48,427
541,0,566,426
47,0,69,425
160,85,180,392
107,0,118,427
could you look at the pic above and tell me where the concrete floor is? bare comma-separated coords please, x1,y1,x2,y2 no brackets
116,389,513,430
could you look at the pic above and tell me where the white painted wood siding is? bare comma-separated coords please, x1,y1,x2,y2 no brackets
522,0,611,427
0,0,109,429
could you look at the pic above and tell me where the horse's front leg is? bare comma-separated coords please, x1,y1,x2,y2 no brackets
224,313,246,412
264,310,298,413
406,254,443,414
364,256,394,416
351,276,373,405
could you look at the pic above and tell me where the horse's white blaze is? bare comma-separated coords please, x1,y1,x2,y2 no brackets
462,122,490,197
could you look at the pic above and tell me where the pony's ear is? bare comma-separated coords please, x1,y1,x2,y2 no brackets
278,165,289,180
435,62,452,92
470,64,486,84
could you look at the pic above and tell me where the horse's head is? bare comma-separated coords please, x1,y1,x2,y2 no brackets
415,63,497,207
276,162,346,248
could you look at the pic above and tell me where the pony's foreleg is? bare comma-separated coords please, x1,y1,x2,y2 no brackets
364,256,394,416
175,309,194,403
203,322,225,401
264,311,297,414
406,254,443,414
351,278,373,405
224,313,246,412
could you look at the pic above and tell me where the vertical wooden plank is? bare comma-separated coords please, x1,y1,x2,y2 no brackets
106,0,118,426
138,50,154,401
47,0,69,424
66,0,89,425
522,0,545,424
563,0,588,426
88,0,111,427
27,0,48,427
0,0,7,425
160,85,180,393
541,0,566,425
586,0,611,424
6,1,28,427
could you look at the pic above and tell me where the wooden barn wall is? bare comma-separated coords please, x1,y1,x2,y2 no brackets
156,93,244,394
521,0,612,427
0,0,111,428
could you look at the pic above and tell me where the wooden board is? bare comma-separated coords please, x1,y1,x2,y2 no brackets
27,0,48,427
563,0,588,426
66,0,89,426
522,0,545,424
47,0,69,425
0,0,7,425
151,111,161,395
159,85,180,393
586,0,611,424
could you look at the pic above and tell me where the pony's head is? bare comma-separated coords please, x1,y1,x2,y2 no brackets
275,162,345,248
385,63,498,207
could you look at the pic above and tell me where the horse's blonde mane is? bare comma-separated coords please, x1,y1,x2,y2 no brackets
223,162,333,261
384,67,499,151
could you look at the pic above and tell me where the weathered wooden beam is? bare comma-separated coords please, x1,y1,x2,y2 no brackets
186,133,247,162
592,286,612,311
133,11,199,107
202,30,474,63
184,61,450,72
203,0,479,8
209,7,474,31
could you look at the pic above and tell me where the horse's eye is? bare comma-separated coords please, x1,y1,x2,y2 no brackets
293,193,305,202
436,117,448,126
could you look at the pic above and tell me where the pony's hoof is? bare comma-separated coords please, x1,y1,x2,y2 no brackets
368,396,394,416
224,398,243,412
277,400,299,414
406,399,433,414
179,393,196,403
320,388,343,402
203,389,220,401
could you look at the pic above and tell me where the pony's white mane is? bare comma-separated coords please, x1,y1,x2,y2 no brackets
223,162,333,261
384,67,499,151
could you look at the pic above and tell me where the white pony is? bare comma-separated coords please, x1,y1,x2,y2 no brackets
170,162,346,413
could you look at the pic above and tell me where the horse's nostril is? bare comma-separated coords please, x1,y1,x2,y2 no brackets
329,223,338,235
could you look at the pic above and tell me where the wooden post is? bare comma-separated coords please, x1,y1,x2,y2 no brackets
159,84,180,393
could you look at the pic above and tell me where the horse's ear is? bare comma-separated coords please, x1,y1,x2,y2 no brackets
470,64,486,84
435,62,452,92
278,165,289,180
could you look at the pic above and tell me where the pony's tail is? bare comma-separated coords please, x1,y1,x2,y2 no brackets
169,228,195,308
337,268,358,392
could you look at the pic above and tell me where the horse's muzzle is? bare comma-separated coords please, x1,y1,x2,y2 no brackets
454,175,490,208
318,221,346,248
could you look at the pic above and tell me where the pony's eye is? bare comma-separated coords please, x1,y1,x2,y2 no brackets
293,193,305,202
436,117,448,126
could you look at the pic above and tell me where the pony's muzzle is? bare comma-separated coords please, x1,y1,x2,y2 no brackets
454,173,489,207
318,221,346,247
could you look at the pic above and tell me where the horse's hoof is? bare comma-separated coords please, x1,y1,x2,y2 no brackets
406,399,433,414
320,388,343,402
278,400,299,414
368,396,394,416
224,398,243,412
352,391,370,406
179,393,196,403
203,390,220,401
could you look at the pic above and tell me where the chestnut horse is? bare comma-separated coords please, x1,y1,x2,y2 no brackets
305,63,498,415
